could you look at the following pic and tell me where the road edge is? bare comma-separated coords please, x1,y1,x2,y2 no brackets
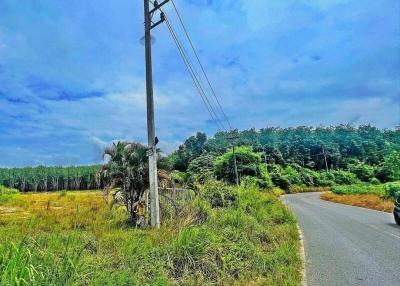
297,224,307,286
281,195,307,286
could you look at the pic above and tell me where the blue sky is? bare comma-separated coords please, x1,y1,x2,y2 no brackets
0,0,399,167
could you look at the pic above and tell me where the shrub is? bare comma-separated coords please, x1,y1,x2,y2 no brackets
349,163,374,182
330,170,359,185
0,185,18,195
375,164,396,183
383,182,400,200
370,178,380,185
214,146,272,187
283,165,302,186
331,184,384,196
241,175,271,190
267,164,291,190
200,180,238,208
187,153,215,184
299,168,320,186
289,185,330,194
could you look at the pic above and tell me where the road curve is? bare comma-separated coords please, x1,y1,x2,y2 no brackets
282,192,400,286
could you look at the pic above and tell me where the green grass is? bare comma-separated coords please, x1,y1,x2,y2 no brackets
0,185,302,285
331,184,385,196
331,182,400,199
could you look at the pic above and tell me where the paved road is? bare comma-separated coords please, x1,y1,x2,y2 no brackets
283,192,400,286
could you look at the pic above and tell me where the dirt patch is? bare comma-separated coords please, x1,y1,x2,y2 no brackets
321,192,394,213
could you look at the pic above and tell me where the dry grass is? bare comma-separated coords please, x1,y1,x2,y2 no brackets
0,191,115,232
321,192,394,213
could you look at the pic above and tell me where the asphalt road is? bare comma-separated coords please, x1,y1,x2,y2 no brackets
283,192,400,286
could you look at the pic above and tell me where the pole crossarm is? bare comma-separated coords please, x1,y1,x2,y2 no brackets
150,0,170,14
151,12,165,30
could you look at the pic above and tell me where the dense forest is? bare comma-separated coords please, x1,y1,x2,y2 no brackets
162,125,400,189
1,125,399,192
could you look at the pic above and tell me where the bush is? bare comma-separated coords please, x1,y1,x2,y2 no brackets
375,164,396,183
214,146,272,187
267,164,291,190
0,185,18,195
289,185,330,194
349,163,374,182
299,168,320,186
330,170,359,185
187,153,215,183
241,175,271,190
383,182,400,200
283,165,302,186
200,180,238,208
331,184,384,196
370,178,380,185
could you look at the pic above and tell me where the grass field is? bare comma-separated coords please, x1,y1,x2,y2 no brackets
0,185,302,286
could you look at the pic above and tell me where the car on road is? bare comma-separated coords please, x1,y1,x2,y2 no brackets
394,196,400,225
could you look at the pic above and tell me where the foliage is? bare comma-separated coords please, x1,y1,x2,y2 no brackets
203,125,399,173
187,153,215,183
331,182,400,201
214,146,272,188
0,187,301,285
168,132,208,171
98,142,149,224
331,184,385,196
383,182,400,200
329,170,359,185
288,185,330,194
0,165,101,192
0,185,18,204
0,185,18,195
200,180,238,208
267,164,291,190
375,151,400,183
370,178,381,185
349,162,375,182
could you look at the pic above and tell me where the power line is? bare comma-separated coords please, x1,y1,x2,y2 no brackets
149,0,231,132
164,15,227,131
170,0,232,130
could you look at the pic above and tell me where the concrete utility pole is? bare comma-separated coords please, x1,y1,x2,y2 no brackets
322,145,329,172
232,145,239,186
228,134,240,186
144,0,169,227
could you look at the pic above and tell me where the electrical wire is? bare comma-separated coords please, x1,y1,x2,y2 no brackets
164,16,226,131
148,0,231,132
169,0,233,130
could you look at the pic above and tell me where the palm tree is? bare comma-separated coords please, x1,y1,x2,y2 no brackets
99,142,149,225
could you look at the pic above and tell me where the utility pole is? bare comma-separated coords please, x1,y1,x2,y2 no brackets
322,145,329,172
143,0,169,227
228,134,240,186
232,145,239,186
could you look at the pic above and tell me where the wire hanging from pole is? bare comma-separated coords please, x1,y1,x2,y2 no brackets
164,16,227,131
169,0,233,131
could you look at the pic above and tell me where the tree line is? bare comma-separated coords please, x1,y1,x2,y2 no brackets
161,125,400,188
0,166,102,192
1,125,399,192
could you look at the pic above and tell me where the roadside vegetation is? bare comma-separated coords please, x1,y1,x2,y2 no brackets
321,182,400,212
1,124,399,285
0,184,301,285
